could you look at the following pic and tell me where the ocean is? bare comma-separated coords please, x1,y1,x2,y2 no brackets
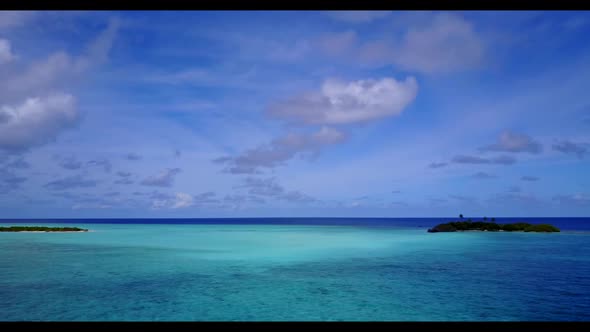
1,218,589,321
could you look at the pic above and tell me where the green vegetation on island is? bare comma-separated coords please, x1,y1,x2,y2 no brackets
0,226,88,232
428,216,560,233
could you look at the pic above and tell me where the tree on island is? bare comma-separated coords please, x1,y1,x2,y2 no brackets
484,216,488,221
428,221,559,233
459,214,464,219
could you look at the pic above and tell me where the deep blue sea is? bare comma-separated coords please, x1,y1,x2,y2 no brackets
1,218,589,321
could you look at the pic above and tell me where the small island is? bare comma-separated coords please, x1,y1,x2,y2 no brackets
427,216,560,233
0,226,88,232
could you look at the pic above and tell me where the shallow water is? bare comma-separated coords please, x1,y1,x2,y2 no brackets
1,222,589,321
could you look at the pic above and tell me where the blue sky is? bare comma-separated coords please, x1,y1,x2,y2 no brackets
1,10,589,218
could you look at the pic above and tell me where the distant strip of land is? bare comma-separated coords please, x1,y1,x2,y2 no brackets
0,226,88,232
428,221,560,233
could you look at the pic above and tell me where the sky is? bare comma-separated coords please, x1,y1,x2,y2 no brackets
1,10,590,218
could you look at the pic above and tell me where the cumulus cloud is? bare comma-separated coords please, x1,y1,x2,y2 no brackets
215,126,347,174
357,13,483,74
451,154,516,165
472,172,496,179
0,18,119,152
72,203,113,210
59,157,82,170
236,177,317,203
239,177,284,196
44,175,98,190
0,11,35,30
317,30,358,56
1,52,72,102
325,11,392,23
126,153,142,161
115,178,134,185
3,175,26,186
151,191,219,209
4,157,30,169
489,192,541,205
0,169,27,193
87,159,112,173
164,192,193,209
449,194,477,203
223,194,266,207
53,190,142,210
390,201,409,207
480,131,542,154
552,140,588,159
521,176,539,182
266,40,312,63
428,162,448,168
1,18,119,102
508,186,521,193
141,168,181,187
553,194,590,206
114,171,134,185
216,76,417,175
282,191,317,203
267,77,418,125
0,39,15,64
394,13,483,73
453,155,489,164
285,191,315,204
0,93,79,152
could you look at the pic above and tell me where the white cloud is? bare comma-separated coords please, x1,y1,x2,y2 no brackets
141,168,182,187
553,193,590,206
0,18,119,152
72,203,113,210
76,17,120,70
0,11,35,30
451,154,517,165
214,126,347,174
0,93,79,152
357,13,484,74
267,76,418,125
552,140,588,159
236,177,317,203
0,18,119,102
393,13,484,73
325,11,392,24
171,192,194,208
317,30,358,56
480,131,543,154
1,52,72,101
215,76,418,175
0,39,15,64
151,192,219,209
267,39,311,63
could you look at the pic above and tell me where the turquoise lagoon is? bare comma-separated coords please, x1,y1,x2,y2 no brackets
1,221,589,321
